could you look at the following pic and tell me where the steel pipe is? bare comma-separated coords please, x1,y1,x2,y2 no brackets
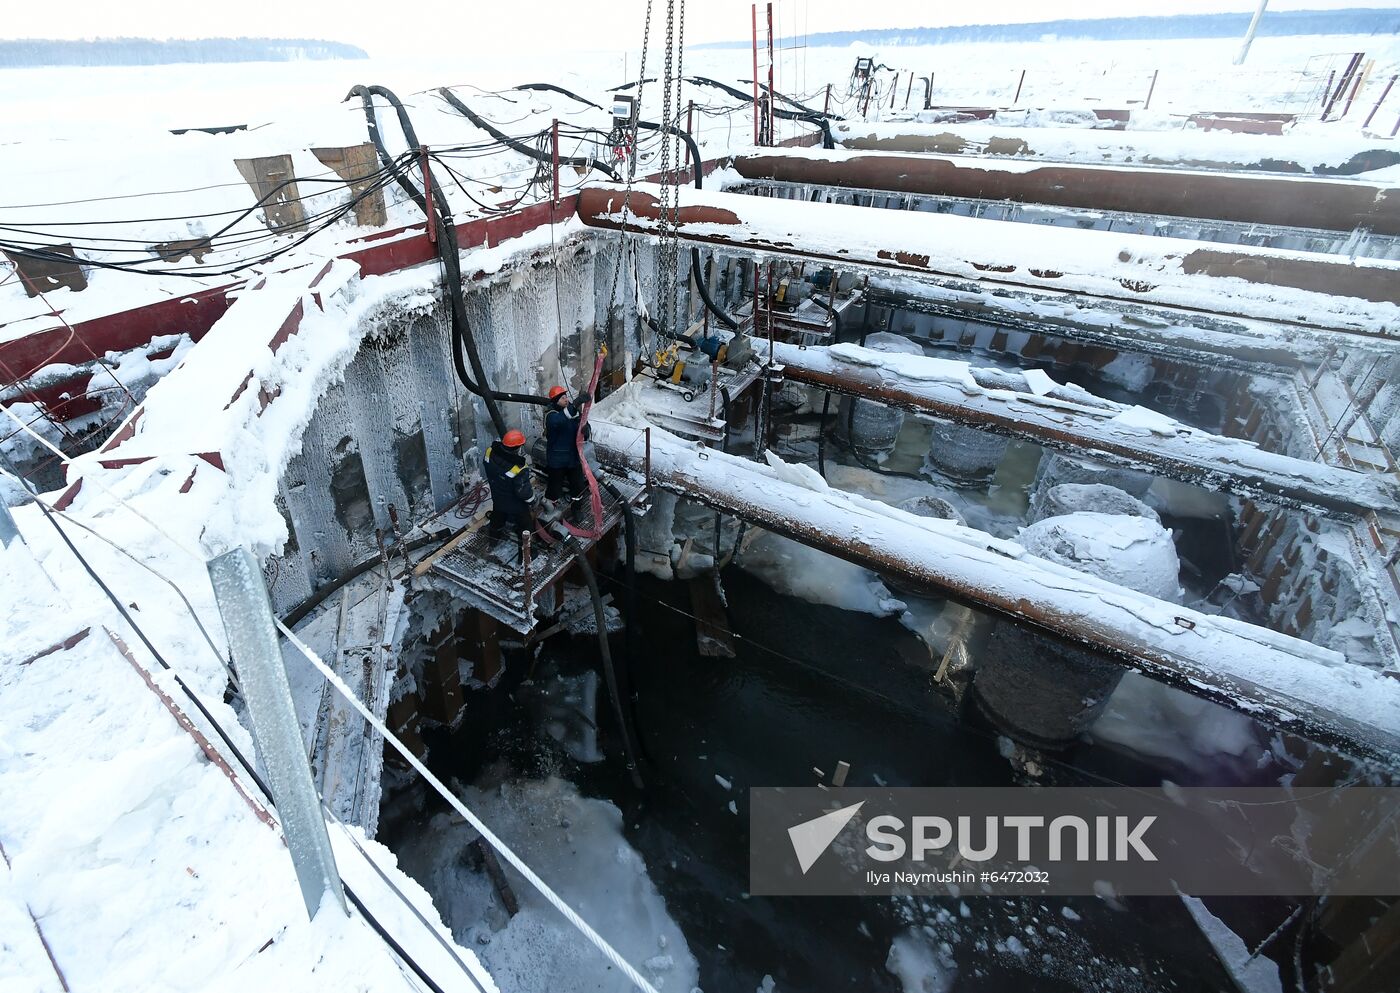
767,340,1400,518
575,184,1400,339
732,149,1400,237
591,417,1400,764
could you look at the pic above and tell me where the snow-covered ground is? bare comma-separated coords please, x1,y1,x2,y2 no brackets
4,23,1399,993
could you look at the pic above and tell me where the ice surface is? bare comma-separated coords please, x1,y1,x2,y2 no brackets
394,776,699,993
886,928,958,993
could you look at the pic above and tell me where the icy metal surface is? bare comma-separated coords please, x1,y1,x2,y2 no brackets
207,547,347,919
767,339,1400,518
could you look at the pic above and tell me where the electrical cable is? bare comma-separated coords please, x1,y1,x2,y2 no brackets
436,88,620,181
514,82,602,110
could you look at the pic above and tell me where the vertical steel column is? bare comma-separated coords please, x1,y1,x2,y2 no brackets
521,531,533,619
751,4,761,146
207,547,347,920
0,501,19,548
766,2,776,141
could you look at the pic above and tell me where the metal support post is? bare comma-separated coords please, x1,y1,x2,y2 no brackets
207,547,347,920
644,427,652,491
751,5,761,146
0,501,19,549
766,3,776,141
1144,69,1159,111
1013,69,1025,106
1364,75,1397,129
521,531,533,619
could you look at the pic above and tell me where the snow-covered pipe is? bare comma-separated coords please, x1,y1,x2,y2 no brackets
764,339,1398,518
732,148,1400,236
575,182,1400,338
591,417,1400,763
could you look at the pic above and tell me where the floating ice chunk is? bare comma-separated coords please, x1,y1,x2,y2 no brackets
886,928,958,993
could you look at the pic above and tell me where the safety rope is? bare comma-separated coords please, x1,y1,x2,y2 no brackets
276,620,662,993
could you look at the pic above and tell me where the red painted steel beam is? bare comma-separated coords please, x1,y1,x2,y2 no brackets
732,150,1400,236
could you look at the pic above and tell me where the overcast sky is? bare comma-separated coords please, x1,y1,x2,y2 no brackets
2,1,1391,55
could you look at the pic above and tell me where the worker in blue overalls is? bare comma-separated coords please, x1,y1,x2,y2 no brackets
483,429,536,540
543,384,594,511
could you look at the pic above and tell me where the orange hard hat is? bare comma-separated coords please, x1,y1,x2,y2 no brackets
502,429,526,448
548,385,567,400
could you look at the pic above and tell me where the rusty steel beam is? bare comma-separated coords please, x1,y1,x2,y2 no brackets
591,418,1400,764
575,184,1400,340
766,340,1400,518
828,123,1400,177
732,150,1400,237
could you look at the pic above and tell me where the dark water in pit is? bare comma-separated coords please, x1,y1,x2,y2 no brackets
395,563,1272,993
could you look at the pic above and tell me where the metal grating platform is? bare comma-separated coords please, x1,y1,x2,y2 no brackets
422,471,645,634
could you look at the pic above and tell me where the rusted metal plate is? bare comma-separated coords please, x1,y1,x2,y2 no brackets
732,151,1400,236
3,244,87,297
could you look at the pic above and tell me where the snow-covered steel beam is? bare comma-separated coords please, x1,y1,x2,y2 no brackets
592,419,1400,764
829,122,1399,177
732,149,1400,237
766,340,1400,518
575,184,1400,340
860,280,1347,373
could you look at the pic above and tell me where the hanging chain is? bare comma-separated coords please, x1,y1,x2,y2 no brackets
607,0,654,318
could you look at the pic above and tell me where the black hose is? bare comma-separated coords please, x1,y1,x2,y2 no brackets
347,84,552,436
689,248,738,331
437,87,620,181
562,531,645,790
630,119,740,332
634,118,703,186
515,82,602,110
598,477,649,768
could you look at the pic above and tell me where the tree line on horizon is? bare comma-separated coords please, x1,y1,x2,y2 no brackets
694,8,1400,48
0,37,369,68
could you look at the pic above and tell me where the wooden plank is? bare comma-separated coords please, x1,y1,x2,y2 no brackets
412,512,488,576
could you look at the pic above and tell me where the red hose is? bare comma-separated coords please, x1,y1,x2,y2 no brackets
559,350,607,541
